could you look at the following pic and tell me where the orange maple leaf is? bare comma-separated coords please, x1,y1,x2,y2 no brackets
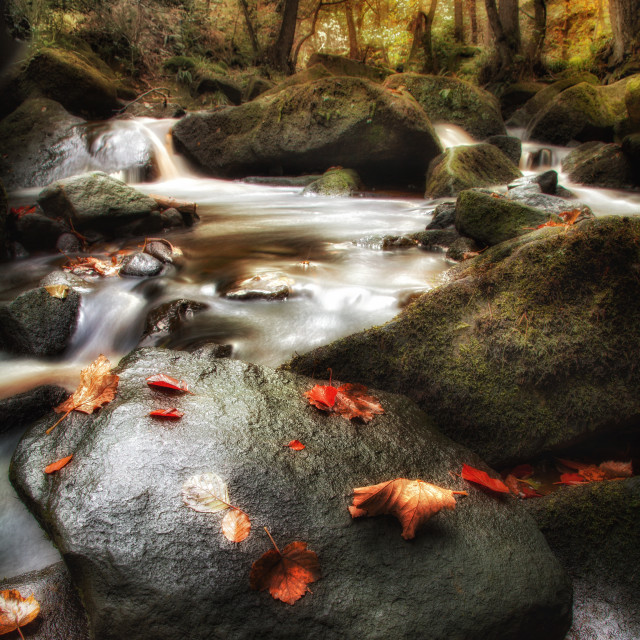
250,528,320,604
0,589,40,638
348,478,467,540
47,355,119,434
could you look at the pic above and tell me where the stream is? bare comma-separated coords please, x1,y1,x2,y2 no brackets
1,118,640,581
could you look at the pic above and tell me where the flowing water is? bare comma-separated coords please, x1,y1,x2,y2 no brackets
1,119,640,580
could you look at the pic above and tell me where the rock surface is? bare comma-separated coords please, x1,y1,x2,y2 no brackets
286,217,640,466
484,134,522,166
306,53,394,83
11,348,571,640
0,385,67,436
302,167,362,196
561,141,635,188
225,273,294,300
139,298,207,346
120,252,164,277
173,76,442,188
425,144,521,198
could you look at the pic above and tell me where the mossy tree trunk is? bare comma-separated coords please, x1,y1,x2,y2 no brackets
484,0,514,76
454,0,464,42
609,0,640,64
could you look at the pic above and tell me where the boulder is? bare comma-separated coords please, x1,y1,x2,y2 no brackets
11,211,70,252
624,75,640,124
0,385,67,436
454,189,556,246
412,229,480,262
286,217,640,466
506,73,599,129
0,179,7,258
139,298,207,346
243,76,275,102
261,63,334,97
498,82,546,120
0,286,80,356
505,186,592,217
224,273,293,300
384,73,506,139
484,134,522,166
307,53,394,83
526,78,631,145
0,562,89,640
173,77,443,189
10,348,571,640
425,144,521,198
302,167,362,196
56,233,83,254
426,202,456,229
120,252,164,278
561,141,636,189
37,172,159,236
192,74,243,104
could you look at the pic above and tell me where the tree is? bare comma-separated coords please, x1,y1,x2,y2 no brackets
466,0,478,44
269,0,301,72
529,0,546,67
484,0,521,77
407,0,438,72
609,0,640,64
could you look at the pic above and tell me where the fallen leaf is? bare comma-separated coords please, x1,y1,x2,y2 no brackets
304,384,337,409
250,528,320,604
536,220,566,230
182,472,230,514
44,454,73,474
146,374,193,394
63,256,120,277
44,284,69,299
505,474,541,499
305,382,384,423
348,478,467,540
556,473,588,485
221,510,251,543
149,408,184,419
287,440,305,450
0,589,40,637
461,464,510,494
9,205,36,218
559,208,583,225
599,460,633,478
577,465,606,482
47,355,119,434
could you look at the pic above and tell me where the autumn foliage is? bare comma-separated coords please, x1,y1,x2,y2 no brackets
0,590,40,638
44,454,73,474
305,380,384,423
146,374,194,394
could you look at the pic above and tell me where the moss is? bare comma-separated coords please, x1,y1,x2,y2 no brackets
163,56,197,73
285,217,640,465
624,74,640,122
303,167,362,196
306,53,393,83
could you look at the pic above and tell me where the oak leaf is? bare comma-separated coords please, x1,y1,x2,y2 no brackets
149,408,184,419
47,355,118,434
0,589,40,638
221,510,251,543
250,529,320,604
146,374,193,394
44,454,73,474
349,478,467,540
461,464,510,494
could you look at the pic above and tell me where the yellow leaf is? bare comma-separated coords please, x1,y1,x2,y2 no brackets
44,284,69,299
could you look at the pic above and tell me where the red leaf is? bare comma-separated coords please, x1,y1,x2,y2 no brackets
461,464,510,494
288,440,305,450
304,382,384,423
146,374,193,394
149,408,184,419
520,484,542,498
304,384,337,409
44,454,73,474
9,205,36,218
556,473,588,485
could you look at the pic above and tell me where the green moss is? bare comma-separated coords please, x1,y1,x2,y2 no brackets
303,167,362,196
163,56,197,73
624,74,640,122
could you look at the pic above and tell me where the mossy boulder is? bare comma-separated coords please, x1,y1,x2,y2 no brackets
562,141,635,188
454,189,556,246
192,74,242,104
162,56,197,73
485,135,522,165
286,217,640,466
526,78,630,145
243,76,275,102
425,144,521,198
303,167,362,196
173,76,442,189
307,53,394,83
499,82,547,120
383,73,506,139
507,73,599,128
261,63,333,97
624,75,640,123
20,47,120,119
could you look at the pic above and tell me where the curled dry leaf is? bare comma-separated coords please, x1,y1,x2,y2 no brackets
63,256,120,277
44,454,73,474
221,510,251,543
146,374,193,394
250,529,320,605
305,382,384,423
461,464,510,494
349,478,467,540
0,589,40,637
47,355,119,434
149,408,184,419
44,284,69,299
287,440,305,451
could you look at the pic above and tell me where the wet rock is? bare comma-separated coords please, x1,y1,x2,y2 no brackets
426,202,456,229
384,73,506,139
143,240,177,264
530,169,559,194
526,479,640,640
186,342,233,359
425,144,521,198
0,286,80,356
243,76,275,102
0,562,89,640
173,76,443,189
0,179,7,259
192,74,243,104
120,252,164,278
37,172,159,237
307,53,394,83
412,228,461,251
139,298,207,346
561,141,636,189
455,189,556,246
11,348,571,640
303,168,362,197
506,184,593,217
12,211,69,252
0,385,67,436
224,273,293,300
286,217,640,466
382,235,417,249
56,232,83,254
445,236,482,262
242,175,322,187
484,134,522,166
159,207,184,229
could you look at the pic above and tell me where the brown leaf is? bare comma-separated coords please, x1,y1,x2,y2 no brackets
0,589,40,636
44,454,73,474
250,530,320,605
149,408,184,419
461,463,510,494
599,460,633,479
349,478,467,540
221,509,251,543
47,355,118,434
63,256,120,277
44,284,69,299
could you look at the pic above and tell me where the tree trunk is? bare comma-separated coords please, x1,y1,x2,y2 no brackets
498,0,520,52
292,0,321,69
454,0,464,43
269,0,300,73
609,0,640,64
421,0,438,73
466,0,478,44
529,0,546,65
484,0,513,72
561,0,570,60
345,0,359,58
238,0,261,57
408,12,425,63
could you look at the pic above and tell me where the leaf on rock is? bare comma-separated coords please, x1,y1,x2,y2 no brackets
556,473,588,485
47,355,119,434
63,256,120,277
44,284,69,299
305,381,384,423
182,472,230,514
149,408,184,419
461,464,510,494
250,530,320,604
287,440,305,451
599,460,633,479
0,589,40,636
221,509,251,543
9,206,36,219
304,384,337,409
504,474,541,499
146,374,193,394
348,478,467,540
44,454,73,474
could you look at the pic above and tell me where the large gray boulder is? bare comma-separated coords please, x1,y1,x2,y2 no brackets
383,73,506,139
173,76,443,189
37,172,159,236
11,348,571,640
